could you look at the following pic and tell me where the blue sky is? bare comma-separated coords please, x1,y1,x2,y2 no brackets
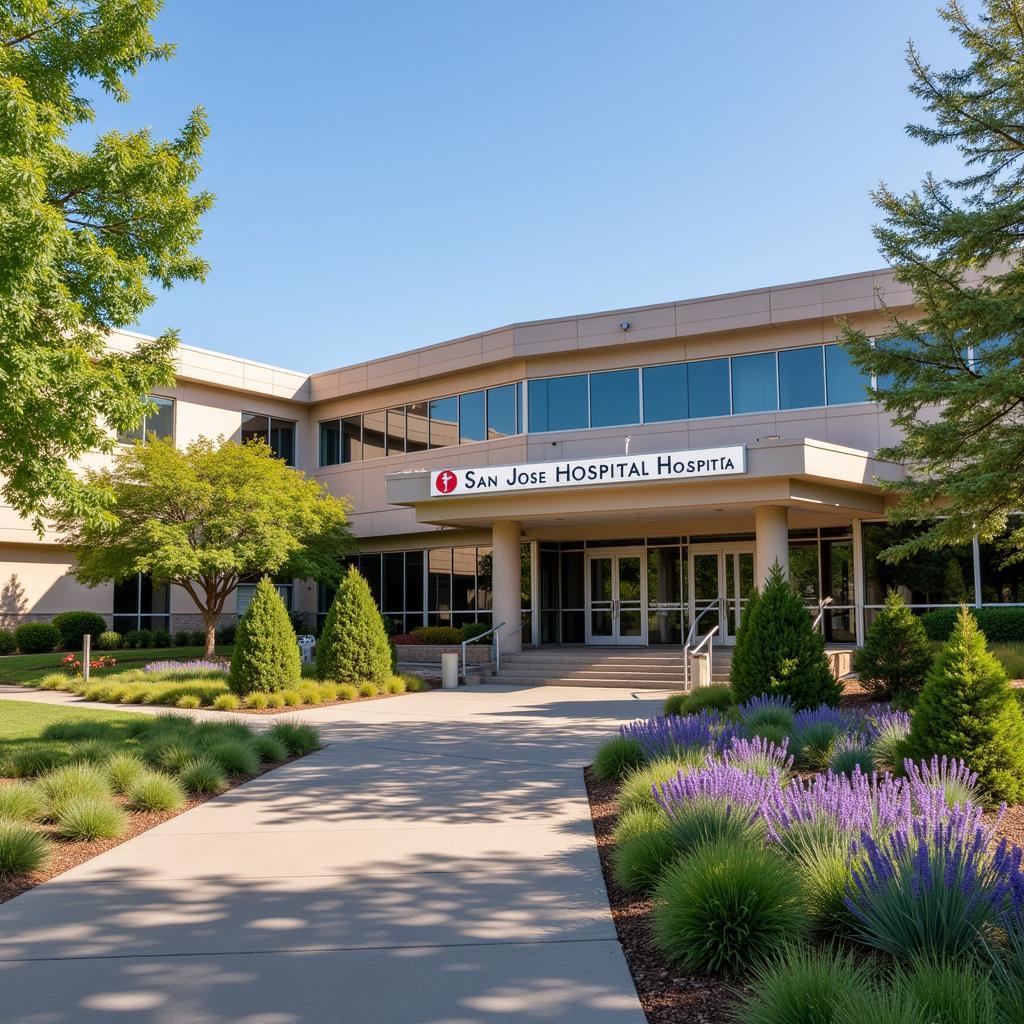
84,1,969,371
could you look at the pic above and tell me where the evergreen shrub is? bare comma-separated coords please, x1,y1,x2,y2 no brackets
854,591,934,699
316,567,392,683
94,631,122,650
14,621,61,653
51,611,107,650
904,607,1024,803
229,576,301,695
730,563,841,709
409,626,463,645
919,605,1024,642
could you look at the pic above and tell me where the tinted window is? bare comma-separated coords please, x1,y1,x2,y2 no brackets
452,546,477,609
486,384,517,438
386,407,405,456
319,421,340,466
341,416,362,462
825,344,870,405
269,418,295,465
361,411,386,459
146,397,174,440
731,352,777,414
241,412,268,447
459,390,486,443
382,552,404,612
405,402,429,453
642,363,686,423
429,396,458,448
405,550,424,614
590,369,640,427
687,359,730,419
528,375,588,432
779,346,825,409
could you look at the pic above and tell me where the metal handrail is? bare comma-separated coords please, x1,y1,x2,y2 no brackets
461,621,506,682
683,600,720,691
691,625,719,658
812,596,833,632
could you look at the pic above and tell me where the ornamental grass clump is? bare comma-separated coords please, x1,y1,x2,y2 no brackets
127,771,186,812
612,806,666,847
203,740,259,778
0,822,50,879
903,606,1024,804
250,734,289,764
0,781,45,823
734,945,873,1024
656,759,778,825
904,754,980,810
720,734,793,779
790,705,862,771
664,684,735,718
892,955,1001,1024
54,795,127,841
618,754,706,815
653,838,808,975
620,709,731,760
104,753,148,795
829,737,876,777
3,746,69,778
865,708,912,775
178,757,228,795
267,721,320,757
38,762,111,818
845,806,1017,958
669,795,767,856
612,822,682,893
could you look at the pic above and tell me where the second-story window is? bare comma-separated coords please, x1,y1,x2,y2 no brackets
242,412,296,466
117,395,174,445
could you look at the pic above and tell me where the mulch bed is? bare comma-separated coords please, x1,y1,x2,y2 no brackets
0,755,301,906
585,768,741,1024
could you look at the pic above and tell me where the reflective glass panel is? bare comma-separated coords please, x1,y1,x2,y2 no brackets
428,548,452,613
825,344,870,405
405,403,429,453
731,352,778,413
319,421,340,466
779,346,825,409
642,363,686,423
361,411,386,459
341,416,362,462
241,412,268,447
452,546,477,609
405,550,424,614
269,418,295,465
385,408,405,456
476,546,493,610
528,375,588,432
590,369,640,427
146,397,174,441
382,552,404,613
486,385,517,438
687,359,730,419
428,396,458,448
459,390,486,443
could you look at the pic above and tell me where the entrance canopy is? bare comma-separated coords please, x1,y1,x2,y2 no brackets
385,437,903,530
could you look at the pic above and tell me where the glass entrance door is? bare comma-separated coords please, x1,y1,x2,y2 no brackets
586,548,647,645
688,546,755,646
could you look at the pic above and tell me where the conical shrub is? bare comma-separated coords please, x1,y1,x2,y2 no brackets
316,566,392,684
228,576,301,695
854,589,933,700
729,562,841,709
904,606,1024,803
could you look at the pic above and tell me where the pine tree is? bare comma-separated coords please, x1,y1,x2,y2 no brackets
727,584,760,697
904,605,1024,803
841,1,1024,564
316,566,392,684
853,590,934,700
729,563,841,709
228,577,301,695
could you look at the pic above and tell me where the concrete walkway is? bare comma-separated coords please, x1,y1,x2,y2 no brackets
0,684,663,1023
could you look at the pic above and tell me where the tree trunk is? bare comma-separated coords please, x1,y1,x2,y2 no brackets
203,612,218,660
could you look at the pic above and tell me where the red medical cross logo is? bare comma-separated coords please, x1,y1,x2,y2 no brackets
436,470,459,494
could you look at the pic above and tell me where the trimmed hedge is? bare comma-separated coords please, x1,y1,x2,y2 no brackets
51,611,107,650
0,629,16,655
410,626,463,645
316,566,392,684
229,576,301,695
14,621,61,653
919,605,1024,642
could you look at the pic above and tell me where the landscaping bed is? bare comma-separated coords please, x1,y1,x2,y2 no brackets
0,700,321,903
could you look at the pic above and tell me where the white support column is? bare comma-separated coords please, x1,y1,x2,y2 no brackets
529,540,540,648
754,505,789,586
492,520,523,654
972,536,983,608
852,518,866,646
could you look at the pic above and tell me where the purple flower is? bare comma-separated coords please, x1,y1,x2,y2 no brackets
619,710,731,759
721,734,794,776
792,704,864,736
143,659,229,674
736,694,794,721
655,760,779,826
904,755,980,811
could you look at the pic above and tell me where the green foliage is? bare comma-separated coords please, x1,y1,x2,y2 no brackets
791,720,845,772
664,684,735,718
67,739,115,764
840,1,1024,567
51,612,107,651
0,781,44,823
122,629,152,649
38,762,111,819
829,742,875,777
669,796,767,855
3,746,69,778
591,737,647,782
250,734,288,763
893,956,1000,1024
212,693,240,711
175,694,201,709
58,437,353,656
410,626,463,645
855,591,934,699
905,607,1024,803
920,606,1024,643
94,631,122,651
104,753,147,795
246,691,269,709
203,740,259,777
177,757,228,795
145,738,200,774
0,0,210,529
730,564,841,709
267,720,320,757
127,771,186,812
662,692,687,716
460,622,491,642
14,622,61,653
229,577,301,695
316,568,393,683
612,824,681,893
652,839,808,975
776,817,856,935
735,946,872,1024
0,629,15,655
618,755,705,815
611,806,666,847
0,822,50,879
54,795,127,841
833,985,930,1024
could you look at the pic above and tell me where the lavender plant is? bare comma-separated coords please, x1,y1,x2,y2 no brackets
829,736,876,777
790,705,863,771
619,709,732,760
864,708,912,775
721,735,794,779
904,754,980,810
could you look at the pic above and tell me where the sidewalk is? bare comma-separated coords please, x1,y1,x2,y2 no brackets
0,684,660,1023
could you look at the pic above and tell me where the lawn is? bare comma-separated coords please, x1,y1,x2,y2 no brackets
0,700,144,762
0,646,234,685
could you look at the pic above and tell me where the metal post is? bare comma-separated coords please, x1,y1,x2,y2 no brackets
972,536,983,608
82,633,91,685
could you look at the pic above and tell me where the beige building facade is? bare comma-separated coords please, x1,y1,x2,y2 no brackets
4,267,1019,649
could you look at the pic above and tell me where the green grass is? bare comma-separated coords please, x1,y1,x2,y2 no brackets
991,642,1024,679
0,646,234,685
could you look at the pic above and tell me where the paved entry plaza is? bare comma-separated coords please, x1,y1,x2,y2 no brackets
0,685,662,1024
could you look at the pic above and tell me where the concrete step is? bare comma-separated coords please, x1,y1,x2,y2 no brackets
484,674,730,689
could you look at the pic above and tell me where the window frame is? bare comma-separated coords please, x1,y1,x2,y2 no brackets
116,395,175,446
